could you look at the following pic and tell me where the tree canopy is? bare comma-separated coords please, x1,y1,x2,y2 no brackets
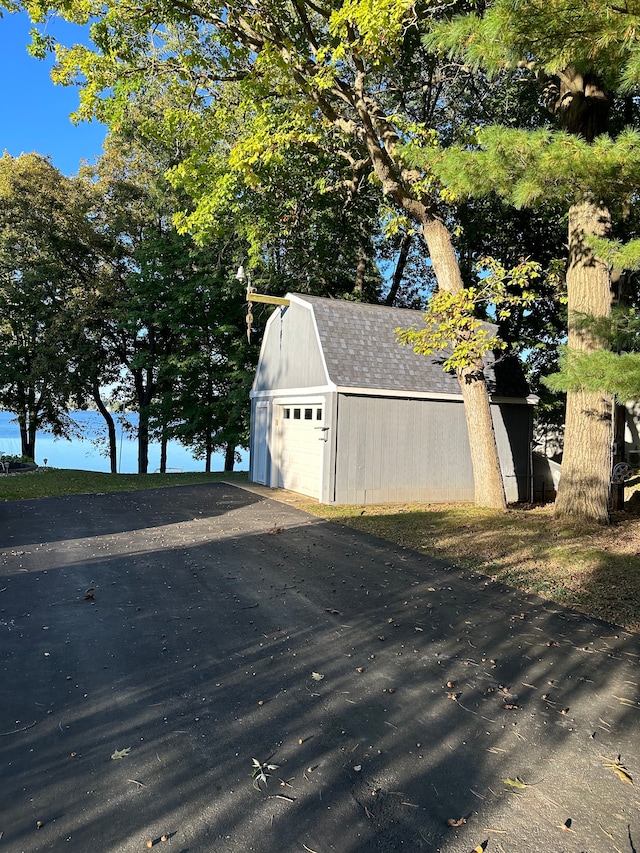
416,0,640,522
0,152,111,459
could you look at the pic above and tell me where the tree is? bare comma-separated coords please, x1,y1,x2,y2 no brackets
9,0,522,508
85,119,263,474
145,241,256,473
0,153,108,460
426,0,640,522
84,134,194,474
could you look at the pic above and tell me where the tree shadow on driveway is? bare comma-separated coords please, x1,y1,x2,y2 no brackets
0,483,262,549
0,484,639,852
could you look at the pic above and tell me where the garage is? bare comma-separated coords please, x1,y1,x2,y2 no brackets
249,294,535,504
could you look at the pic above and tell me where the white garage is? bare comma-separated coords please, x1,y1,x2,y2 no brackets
249,294,535,504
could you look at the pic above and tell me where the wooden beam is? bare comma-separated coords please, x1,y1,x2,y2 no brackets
247,292,291,306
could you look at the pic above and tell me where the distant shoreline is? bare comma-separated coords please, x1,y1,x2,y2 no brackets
0,410,248,475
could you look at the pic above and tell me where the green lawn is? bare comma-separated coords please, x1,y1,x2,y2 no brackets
0,467,248,501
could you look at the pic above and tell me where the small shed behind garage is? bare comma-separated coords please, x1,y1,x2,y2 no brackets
249,294,535,504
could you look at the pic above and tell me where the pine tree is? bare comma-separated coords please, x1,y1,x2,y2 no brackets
427,0,640,522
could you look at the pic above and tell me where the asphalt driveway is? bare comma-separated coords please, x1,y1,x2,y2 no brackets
1,483,639,853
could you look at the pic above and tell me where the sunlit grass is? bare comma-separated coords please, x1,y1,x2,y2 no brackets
0,468,248,501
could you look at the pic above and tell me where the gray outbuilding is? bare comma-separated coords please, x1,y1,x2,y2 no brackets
249,294,536,504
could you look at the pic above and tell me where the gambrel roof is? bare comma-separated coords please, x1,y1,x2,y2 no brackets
252,293,532,400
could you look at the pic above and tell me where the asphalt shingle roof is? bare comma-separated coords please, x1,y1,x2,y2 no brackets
293,294,530,398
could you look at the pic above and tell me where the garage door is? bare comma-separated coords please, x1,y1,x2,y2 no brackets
276,404,324,498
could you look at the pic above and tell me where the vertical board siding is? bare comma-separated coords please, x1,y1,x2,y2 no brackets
492,403,533,502
333,395,532,505
334,395,476,504
249,398,273,485
251,402,269,484
253,305,327,392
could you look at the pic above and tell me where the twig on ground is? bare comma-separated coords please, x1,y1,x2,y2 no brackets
0,720,37,737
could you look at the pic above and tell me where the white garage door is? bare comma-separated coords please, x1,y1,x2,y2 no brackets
276,403,324,498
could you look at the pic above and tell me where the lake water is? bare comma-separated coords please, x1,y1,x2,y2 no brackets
0,410,248,474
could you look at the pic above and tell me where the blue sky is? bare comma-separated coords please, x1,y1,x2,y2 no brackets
0,11,106,175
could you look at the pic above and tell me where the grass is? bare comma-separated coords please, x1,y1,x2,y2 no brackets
0,467,248,501
300,501,640,633
2,468,639,632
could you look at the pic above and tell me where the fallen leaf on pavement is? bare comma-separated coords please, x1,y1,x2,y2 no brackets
604,760,633,785
111,747,131,760
503,777,527,789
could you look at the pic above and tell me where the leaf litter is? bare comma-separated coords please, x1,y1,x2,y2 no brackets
503,777,527,790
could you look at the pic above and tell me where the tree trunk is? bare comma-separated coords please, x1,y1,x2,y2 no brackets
224,443,235,472
19,408,37,460
205,433,212,473
421,218,507,510
28,415,36,461
159,434,168,473
351,97,506,508
133,363,155,475
385,232,412,307
459,364,508,508
19,420,35,461
17,385,38,460
138,406,150,474
92,380,117,474
354,244,367,296
554,201,613,523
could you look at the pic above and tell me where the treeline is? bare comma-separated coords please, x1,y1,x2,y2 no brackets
0,147,253,473
3,0,640,521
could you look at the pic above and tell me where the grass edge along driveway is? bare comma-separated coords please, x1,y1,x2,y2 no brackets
1,468,639,632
